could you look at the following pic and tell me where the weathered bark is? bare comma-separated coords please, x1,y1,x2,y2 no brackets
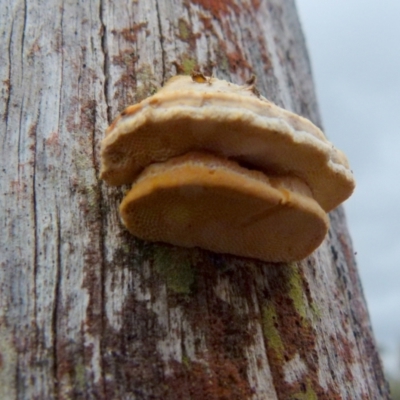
0,0,390,399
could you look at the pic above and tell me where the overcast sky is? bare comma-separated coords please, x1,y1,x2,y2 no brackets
296,0,400,376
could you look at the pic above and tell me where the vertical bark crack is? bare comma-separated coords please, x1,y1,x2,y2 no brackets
21,0,27,74
155,0,166,84
52,206,62,398
32,106,39,354
52,4,65,397
99,0,110,124
97,2,108,396
4,19,13,132
16,95,25,178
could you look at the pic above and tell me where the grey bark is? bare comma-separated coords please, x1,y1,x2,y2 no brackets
0,0,390,399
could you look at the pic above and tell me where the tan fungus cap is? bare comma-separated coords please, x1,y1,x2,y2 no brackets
119,152,329,263
101,75,355,212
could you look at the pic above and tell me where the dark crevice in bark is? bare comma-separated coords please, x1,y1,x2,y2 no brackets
16,95,25,179
52,4,65,397
91,99,99,174
99,0,111,124
21,0,27,76
57,5,64,127
4,20,13,131
98,205,107,400
155,0,166,84
97,2,109,397
91,60,108,400
52,206,62,398
32,103,40,354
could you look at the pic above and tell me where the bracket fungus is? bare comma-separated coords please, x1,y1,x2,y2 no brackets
100,75,355,262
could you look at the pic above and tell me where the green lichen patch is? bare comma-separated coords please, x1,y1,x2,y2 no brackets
286,264,308,322
177,18,200,49
262,303,284,361
310,301,321,320
291,379,318,400
74,362,87,393
181,354,191,369
154,246,196,294
181,57,198,75
178,18,190,41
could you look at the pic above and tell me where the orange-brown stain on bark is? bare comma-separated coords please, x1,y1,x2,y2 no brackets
111,51,138,105
260,265,342,399
101,286,166,398
190,0,240,18
117,22,149,43
225,50,252,73
251,0,261,9
166,358,252,400
160,254,255,399
65,98,97,133
190,0,261,18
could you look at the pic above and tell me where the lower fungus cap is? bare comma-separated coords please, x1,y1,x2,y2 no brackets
119,152,329,263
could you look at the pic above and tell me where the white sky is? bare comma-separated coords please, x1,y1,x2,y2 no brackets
296,0,400,376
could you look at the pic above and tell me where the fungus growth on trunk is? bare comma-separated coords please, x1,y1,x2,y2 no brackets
100,75,355,262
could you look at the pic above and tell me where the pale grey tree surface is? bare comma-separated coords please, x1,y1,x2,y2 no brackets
0,0,389,399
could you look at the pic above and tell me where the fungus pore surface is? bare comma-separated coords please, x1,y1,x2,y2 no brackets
100,75,355,262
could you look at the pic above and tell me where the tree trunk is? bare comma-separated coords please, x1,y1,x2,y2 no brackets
0,0,390,399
